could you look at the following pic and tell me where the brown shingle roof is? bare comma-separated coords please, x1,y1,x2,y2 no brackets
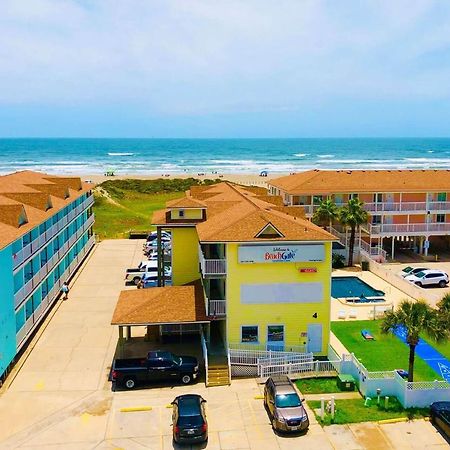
270,169,450,194
166,197,207,208
111,280,208,325
152,181,335,242
0,171,93,250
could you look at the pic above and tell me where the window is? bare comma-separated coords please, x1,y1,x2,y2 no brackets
268,325,284,342
349,193,359,200
178,209,185,218
241,326,258,343
437,193,447,202
313,195,323,205
373,193,382,203
437,214,445,223
371,215,382,225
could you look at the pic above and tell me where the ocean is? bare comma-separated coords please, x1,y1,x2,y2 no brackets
1,138,450,176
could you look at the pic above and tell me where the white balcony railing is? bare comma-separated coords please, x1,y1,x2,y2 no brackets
208,299,226,316
13,216,95,309
198,247,227,276
363,222,450,236
360,239,387,261
13,195,94,269
16,236,95,349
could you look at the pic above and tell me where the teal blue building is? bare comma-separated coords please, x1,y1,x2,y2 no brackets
0,171,95,382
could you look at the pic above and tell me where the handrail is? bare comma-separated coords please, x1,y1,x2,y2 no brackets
200,328,209,386
13,195,94,270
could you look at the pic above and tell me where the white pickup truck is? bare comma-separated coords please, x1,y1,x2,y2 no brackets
125,261,171,285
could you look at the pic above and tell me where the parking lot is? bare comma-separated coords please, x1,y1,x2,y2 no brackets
0,240,447,449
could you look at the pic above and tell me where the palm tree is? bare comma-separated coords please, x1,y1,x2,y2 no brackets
338,198,368,266
381,300,448,382
312,199,339,230
437,293,450,324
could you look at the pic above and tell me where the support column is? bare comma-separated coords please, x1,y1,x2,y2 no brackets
424,237,430,256
391,236,395,260
419,236,424,255
118,326,124,358
126,326,131,340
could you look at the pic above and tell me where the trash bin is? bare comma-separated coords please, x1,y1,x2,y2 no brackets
337,374,355,391
361,260,369,271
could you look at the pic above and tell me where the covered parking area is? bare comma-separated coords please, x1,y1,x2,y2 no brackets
111,281,210,371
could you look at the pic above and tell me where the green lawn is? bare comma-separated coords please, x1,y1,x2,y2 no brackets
93,191,183,239
331,320,441,381
296,378,342,394
307,397,428,425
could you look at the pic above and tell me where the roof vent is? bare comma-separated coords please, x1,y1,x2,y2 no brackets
346,171,352,174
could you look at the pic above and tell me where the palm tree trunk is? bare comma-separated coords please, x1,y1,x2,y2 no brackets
408,344,416,382
348,225,356,266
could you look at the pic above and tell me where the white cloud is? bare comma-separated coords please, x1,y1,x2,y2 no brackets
0,0,450,114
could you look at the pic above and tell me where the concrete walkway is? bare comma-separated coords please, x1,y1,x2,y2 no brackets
0,240,447,449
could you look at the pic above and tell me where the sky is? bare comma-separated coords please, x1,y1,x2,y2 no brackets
1,0,450,137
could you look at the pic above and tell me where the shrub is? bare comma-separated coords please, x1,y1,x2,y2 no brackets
332,253,346,269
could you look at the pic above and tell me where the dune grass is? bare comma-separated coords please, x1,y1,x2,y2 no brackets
307,397,428,425
331,320,441,381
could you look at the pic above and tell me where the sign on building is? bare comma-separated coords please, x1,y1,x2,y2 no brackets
238,244,324,264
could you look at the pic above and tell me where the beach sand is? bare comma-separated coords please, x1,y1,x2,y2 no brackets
83,172,288,186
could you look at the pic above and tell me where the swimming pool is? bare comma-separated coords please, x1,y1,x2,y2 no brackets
331,276,385,300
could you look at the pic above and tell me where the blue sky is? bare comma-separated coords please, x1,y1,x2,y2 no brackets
1,0,450,137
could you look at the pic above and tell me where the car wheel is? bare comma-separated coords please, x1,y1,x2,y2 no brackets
415,281,422,287
181,374,192,384
133,277,141,285
124,377,136,389
272,417,277,430
439,280,446,288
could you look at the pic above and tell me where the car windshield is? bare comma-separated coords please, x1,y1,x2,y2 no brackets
275,393,301,408
415,271,426,278
178,414,203,427
173,356,182,365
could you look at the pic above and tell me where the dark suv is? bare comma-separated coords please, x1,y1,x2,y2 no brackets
264,375,309,433
172,394,208,445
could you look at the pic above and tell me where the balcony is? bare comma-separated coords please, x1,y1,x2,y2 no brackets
14,216,95,308
13,195,94,270
198,246,226,276
362,222,450,237
16,235,95,350
208,299,226,316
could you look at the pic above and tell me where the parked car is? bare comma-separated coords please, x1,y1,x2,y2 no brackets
264,375,309,433
405,269,449,288
141,272,172,288
124,261,171,285
172,394,208,445
112,350,199,389
400,266,429,277
430,401,450,440
146,230,171,242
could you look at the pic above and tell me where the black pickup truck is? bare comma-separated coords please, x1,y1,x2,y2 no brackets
112,350,199,389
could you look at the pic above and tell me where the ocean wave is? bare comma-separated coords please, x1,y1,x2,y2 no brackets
403,158,450,163
317,154,334,158
108,152,134,156
294,153,308,157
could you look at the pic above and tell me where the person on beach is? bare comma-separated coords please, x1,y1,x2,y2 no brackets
61,282,70,300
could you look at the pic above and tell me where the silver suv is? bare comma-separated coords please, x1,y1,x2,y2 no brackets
264,375,309,433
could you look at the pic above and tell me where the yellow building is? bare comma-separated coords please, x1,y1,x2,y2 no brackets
151,182,335,384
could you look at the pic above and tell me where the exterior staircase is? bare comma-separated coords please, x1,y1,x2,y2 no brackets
206,326,230,387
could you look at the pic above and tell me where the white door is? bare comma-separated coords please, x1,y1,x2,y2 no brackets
307,324,322,353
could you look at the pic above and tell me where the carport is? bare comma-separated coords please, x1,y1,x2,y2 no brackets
111,280,210,360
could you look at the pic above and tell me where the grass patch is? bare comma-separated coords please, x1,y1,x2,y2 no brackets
93,178,220,239
331,320,441,381
307,397,428,425
296,378,342,394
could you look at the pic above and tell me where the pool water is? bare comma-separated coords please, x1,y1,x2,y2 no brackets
331,276,385,299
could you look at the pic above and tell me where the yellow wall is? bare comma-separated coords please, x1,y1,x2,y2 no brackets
170,208,204,220
170,227,200,285
225,242,332,356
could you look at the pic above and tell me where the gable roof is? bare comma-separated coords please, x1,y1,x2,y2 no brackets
153,181,335,243
166,197,207,209
0,171,93,250
269,169,450,194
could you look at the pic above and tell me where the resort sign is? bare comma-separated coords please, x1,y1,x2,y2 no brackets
238,244,324,264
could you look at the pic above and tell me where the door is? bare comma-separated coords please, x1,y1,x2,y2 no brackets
307,324,323,353
267,325,284,351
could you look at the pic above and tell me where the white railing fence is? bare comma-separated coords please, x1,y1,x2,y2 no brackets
208,299,226,316
229,346,310,366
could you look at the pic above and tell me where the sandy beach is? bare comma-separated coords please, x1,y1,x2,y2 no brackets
83,172,288,186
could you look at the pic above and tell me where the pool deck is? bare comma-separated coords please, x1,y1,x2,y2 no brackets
331,269,414,321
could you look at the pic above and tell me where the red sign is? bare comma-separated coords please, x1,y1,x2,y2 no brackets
299,268,317,273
